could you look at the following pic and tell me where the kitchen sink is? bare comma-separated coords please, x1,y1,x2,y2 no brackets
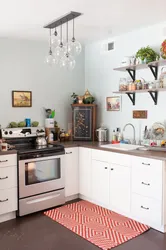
100,144,144,151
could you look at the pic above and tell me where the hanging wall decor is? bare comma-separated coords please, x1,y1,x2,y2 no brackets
133,110,148,119
44,11,82,70
106,96,121,111
12,91,32,107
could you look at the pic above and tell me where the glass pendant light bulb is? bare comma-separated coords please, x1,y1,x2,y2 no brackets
59,19,76,70
60,53,76,70
51,28,60,48
45,29,58,66
53,42,65,58
70,39,82,56
69,18,82,56
45,49,57,66
53,23,65,60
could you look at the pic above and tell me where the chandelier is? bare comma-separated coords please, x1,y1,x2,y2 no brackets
44,11,82,70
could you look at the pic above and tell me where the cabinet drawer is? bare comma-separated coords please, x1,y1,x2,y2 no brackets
131,194,162,226
0,154,17,167
132,169,162,200
0,166,17,190
132,156,162,169
0,188,17,215
65,147,78,155
132,156,162,200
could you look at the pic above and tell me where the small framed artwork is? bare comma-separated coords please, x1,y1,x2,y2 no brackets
106,96,121,111
133,110,148,119
12,91,32,107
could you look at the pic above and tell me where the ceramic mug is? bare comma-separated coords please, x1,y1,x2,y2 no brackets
1,143,9,151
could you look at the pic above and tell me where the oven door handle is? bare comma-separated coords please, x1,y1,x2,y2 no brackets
26,193,61,204
19,154,64,163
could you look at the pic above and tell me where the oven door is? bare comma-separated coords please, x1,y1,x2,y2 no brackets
19,155,65,199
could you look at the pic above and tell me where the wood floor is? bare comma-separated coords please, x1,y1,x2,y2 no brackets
0,211,166,250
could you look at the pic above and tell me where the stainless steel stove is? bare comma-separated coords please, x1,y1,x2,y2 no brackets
2,127,65,216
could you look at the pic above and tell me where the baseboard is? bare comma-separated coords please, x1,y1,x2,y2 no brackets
78,194,92,202
0,212,16,223
65,194,79,202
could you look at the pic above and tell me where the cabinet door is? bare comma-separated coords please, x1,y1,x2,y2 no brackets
79,147,92,198
92,160,109,207
65,147,79,197
110,164,131,214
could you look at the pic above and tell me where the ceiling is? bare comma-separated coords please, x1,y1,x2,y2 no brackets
0,0,166,43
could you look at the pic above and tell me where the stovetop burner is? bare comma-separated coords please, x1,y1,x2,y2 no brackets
13,143,62,153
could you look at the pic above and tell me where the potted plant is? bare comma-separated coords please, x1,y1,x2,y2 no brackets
71,92,78,104
160,40,166,59
136,46,159,64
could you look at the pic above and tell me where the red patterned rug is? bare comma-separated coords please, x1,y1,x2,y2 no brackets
44,200,150,250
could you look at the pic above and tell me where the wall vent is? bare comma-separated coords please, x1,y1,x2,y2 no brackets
108,42,114,51
100,41,114,54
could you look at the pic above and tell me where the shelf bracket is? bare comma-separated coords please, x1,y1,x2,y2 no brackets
126,69,136,82
148,91,158,105
126,93,135,105
148,65,158,80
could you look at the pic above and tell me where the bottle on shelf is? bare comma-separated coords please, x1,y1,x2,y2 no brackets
0,125,2,144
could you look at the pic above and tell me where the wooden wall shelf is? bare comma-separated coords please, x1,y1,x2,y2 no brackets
113,60,166,81
113,88,166,105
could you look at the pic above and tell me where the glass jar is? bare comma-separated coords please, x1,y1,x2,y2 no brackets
135,80,142,90
119,78,128,91
142,82,149,89
149,81,156,89
127,82,132,91
159,67,166,88
131,82,136,91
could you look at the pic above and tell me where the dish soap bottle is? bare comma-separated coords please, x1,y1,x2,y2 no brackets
112,130,117,142
116,128,123,142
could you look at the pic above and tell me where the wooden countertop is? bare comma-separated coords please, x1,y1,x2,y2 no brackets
1,141,166,161
0,150,17,156
52,141,166,161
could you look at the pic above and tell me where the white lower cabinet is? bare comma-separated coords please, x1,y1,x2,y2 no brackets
109,164,131,214
0,154,17,222
79,147,92,198
65,147,79,198
131,156,164,230
92,159,109,207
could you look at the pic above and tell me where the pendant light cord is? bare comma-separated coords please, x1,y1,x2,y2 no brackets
66,19,69,54
49,29,52,54
72,17,75,42
60,22,63,47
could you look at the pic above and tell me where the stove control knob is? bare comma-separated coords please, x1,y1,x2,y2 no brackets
9,131,13,135
4,131,8,135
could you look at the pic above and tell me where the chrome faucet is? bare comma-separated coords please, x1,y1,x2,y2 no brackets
123,123,136,145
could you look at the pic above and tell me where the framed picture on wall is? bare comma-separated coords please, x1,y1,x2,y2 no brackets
12,91,32,107
106,96,121,111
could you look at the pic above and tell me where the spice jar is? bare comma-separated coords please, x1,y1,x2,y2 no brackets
131,82,136,91
142,82,149,89
159,67,166,88
119,78,128,91
127,81,132,91
135,80,142,90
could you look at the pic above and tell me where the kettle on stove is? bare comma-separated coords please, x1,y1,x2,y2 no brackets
36,130,47,146
96,127,108,142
